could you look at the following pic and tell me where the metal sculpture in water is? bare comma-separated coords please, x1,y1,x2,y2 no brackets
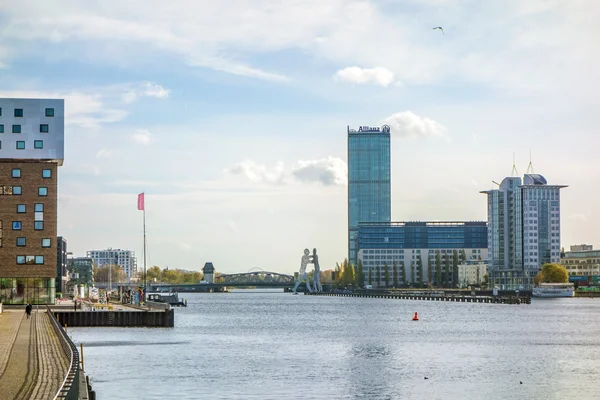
292,249,313,293
311,248,322,293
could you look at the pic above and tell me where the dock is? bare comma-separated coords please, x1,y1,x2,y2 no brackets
308,291,531,304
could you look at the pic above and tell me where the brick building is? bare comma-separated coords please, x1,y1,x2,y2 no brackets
0,98,64,304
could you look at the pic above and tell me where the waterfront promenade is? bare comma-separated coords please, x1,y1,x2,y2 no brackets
0,309,69,400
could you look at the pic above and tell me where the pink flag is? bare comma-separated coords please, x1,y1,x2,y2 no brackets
137,193,145,211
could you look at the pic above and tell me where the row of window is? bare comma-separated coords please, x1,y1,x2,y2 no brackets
11,169,52,179
16,255,45,265
16,238,51,247
0,140,45,150
0,124,50,134
16,203,44,213
12,221,45,230
0,108,55,117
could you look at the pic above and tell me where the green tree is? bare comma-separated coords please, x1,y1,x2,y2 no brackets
368,267,373,285
94,264,126,283
400,261,406,286
435,251,442,286
538,263,569,283
147,266,162,282
460,249,467,263
383,263,390,287
341,259,355,286
356,259,364,288
392,262,398,287
452,250,459,288
427,256,433,284
334,262,343,287
417,255,423,285
443,252,451,286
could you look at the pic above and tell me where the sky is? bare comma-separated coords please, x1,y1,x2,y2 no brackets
0,0,598,275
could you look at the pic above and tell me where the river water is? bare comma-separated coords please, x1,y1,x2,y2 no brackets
69,292,600,400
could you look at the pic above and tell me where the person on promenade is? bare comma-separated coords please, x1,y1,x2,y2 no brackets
25,303,32,319
74,300,78,312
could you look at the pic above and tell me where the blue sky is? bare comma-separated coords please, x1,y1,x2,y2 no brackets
0,0,598,274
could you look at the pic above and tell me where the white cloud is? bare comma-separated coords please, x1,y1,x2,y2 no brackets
382,111,447,139
227,160,286,185
132,129,152,146
122,82,170,104
292,157,347,186
333,67,395,87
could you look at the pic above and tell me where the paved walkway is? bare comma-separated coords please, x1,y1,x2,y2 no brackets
0,310,70,400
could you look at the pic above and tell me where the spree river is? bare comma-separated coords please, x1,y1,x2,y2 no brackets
69,292,600,400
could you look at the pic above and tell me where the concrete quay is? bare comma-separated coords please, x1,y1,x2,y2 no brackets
0,310,70,399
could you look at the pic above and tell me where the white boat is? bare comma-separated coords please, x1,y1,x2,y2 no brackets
532,283,574,298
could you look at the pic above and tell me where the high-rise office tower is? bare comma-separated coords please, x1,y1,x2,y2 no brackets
0,98,64,304
347,125,391,266
482,173,566,289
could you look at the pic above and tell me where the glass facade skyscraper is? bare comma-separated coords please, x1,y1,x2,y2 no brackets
482,173,566,290
348,125,391,266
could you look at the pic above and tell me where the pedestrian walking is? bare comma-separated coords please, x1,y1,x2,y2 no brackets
74,300,77,312
25,303,32,319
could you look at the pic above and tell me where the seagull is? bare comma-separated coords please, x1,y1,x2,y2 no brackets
520,381,523,385
433,26,444,35
424,377,429,380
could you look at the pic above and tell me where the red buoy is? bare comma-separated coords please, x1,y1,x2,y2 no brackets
412,312,419,321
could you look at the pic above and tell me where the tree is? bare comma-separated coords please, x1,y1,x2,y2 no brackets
435,251,442,286
383,263,390,287
443,252,451,286
427,256,433,284
147,266,162,282
460,249,467,263
368,267,373,285
452,250,459,288
334,262,343,287
537,263,569,283
375,265,380,287
392,262,399,287
400,261,406,286
94,264,126,283
417,255,423,285
356,259,364,288
341,259,355,286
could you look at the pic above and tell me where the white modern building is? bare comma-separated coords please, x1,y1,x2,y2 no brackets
481,173,567,290
86,248,137,279
457,262,488,288
561,246,600,277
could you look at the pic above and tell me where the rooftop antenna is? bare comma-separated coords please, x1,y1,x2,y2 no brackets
511,153,518,177
526,150,534,174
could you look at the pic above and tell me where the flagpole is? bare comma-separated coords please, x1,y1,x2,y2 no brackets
143,192,147,301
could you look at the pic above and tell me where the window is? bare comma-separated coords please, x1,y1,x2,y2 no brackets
38,187,48,196
42,169,51,178
13,186,22,195
12,168,21,178
17,237,26,247
26,256,34,264
0,107,2,116
12,125,21,133
34,140,43,149
14,109,23,117
0,125,3,133
35,203,44,212
42,238,51,248
17,256,25,265
34,221,44,230
40,124,49,133
16,141,25,150
45,108,54,117
16,204,26,213
12,221,22,230
35,256,44,264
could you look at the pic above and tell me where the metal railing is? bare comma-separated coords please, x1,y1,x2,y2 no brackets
47,306,80,400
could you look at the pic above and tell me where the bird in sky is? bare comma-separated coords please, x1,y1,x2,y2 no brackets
433,26,444,35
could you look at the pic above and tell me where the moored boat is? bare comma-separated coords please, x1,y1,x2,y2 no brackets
532,283,574,298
